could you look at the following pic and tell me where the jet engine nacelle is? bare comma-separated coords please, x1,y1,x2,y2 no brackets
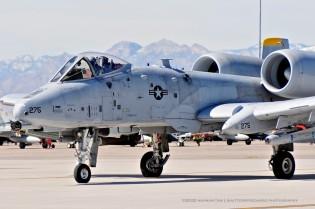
261,50,315,98
192,53,262,77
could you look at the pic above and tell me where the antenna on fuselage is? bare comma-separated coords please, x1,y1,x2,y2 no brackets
161,59,173,69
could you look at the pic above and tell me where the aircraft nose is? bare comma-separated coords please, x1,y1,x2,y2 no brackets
13,102,27,121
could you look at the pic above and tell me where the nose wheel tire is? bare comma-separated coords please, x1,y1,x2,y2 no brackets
227,140,233,145
140,151,163,177
271,151,295,179
74,164,91,183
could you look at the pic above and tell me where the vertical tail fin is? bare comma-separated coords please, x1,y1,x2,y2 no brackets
262,38,289,59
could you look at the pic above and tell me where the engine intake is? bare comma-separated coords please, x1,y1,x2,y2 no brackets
261,49,315,98
192,53,262,77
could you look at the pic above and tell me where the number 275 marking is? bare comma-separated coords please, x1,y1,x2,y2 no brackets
240,122,250,129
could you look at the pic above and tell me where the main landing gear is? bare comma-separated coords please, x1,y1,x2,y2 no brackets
269,144,295,179
73,128,99,183
140,131,170,177
72,128,170,183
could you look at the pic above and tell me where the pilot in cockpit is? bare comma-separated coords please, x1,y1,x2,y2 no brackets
50,53,129,83
82,68,92,79
90,57,103,76
102,56,111,73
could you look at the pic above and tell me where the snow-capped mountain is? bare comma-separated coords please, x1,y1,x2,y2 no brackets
126,39,211,70
106,39,211,70
0,53,71,96
224,43,308,57
0,40,310,96
107,41,142,59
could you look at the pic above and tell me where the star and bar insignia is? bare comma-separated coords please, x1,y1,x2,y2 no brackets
149,85,168,100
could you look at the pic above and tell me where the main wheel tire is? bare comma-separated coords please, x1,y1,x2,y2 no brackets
140,151,163,177
245,139,251,145
227,140,233,145
19,142,26,149
272,151,295,179
0,141,3,146
74,164,91,183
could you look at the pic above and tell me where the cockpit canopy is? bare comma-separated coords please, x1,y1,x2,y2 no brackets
50,52,131,82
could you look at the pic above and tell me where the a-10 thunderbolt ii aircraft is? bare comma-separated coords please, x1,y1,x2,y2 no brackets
7,37,315,183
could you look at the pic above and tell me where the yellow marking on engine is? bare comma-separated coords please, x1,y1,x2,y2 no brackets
263,38,284,46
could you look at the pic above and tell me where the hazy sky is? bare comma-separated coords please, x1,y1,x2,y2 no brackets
0,0,314,59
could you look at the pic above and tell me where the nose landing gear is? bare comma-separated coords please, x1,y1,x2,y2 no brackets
73,128,99,183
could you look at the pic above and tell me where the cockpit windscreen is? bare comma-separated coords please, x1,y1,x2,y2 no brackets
50,56,77,82
62,58,93,82
50,52,130,82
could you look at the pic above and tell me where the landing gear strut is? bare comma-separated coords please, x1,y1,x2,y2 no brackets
269,144,295,179
73,128,99,183
140,131,170,177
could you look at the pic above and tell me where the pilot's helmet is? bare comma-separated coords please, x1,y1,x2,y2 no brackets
90,57,96,64
103,56,109,62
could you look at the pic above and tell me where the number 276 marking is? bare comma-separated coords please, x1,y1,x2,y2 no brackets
29,107,41,113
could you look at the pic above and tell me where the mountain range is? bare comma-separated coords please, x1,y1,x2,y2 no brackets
0,40,310,96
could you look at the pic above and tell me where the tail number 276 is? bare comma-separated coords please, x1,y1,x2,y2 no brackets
29,106,42,114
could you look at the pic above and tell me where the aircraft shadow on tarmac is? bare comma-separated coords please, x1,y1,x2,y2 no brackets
84,174,315,185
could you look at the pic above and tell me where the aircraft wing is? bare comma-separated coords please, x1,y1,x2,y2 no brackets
0,104,12,133
253,97,315,120
0,93,27,133
197,96,315,135
0,93,26,106
0,123,12,133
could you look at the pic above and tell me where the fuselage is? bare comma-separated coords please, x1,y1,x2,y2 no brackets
13,66,274,133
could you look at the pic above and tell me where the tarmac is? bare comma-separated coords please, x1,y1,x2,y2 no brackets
1,141,315,209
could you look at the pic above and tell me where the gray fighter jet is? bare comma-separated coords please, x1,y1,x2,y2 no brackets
7,38,315,183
